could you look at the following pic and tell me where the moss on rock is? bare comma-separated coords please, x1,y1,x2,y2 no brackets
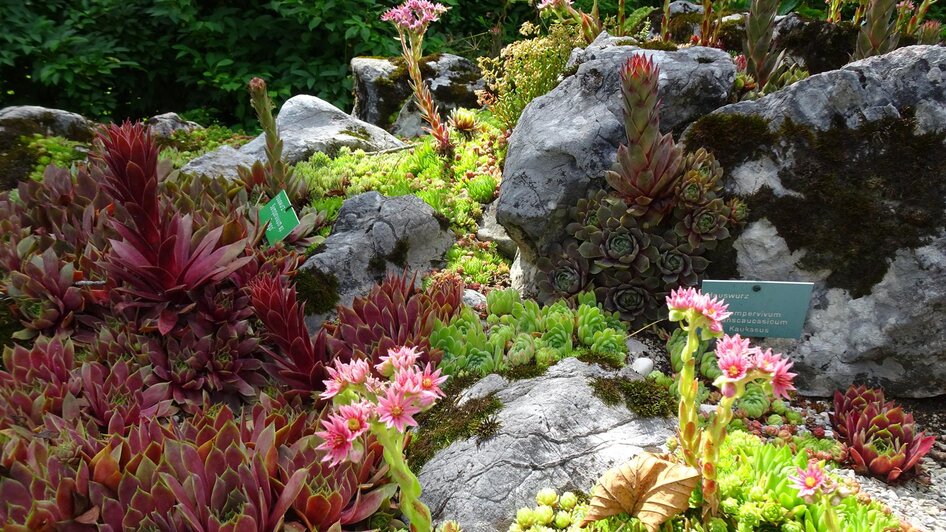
590,376,674,417
294,267,340,315
688,111,946,298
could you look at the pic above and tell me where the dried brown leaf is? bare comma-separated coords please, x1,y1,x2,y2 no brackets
579,452,698,532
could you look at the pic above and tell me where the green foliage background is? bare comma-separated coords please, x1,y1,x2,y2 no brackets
0,0,541,127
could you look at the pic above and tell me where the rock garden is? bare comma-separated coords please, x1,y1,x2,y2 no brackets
1,0,945,530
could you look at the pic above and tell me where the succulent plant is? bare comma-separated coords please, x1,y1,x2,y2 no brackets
916,20,943,43
574,198,659,276
0,336,80,429
323,271,463,370
5,247,90,340
486,287,521,317
744,0,785,92
654,232,709,289
831,385,935,483
250,274,333,398
605,55,684,227
98,123,254,335
594,271,661,327
854,0,900,59
449,108,479,134
78,360,174,434
675,148,724,211
536,241,593,303
736,383,772,419
673,198,731,250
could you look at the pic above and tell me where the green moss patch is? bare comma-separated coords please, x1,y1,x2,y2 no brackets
688,111,946,298
499,363,549,381
407,377,503,469
293,267,340,315
590,376,674,417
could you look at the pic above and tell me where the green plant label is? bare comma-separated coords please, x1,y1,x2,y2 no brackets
701,280,814,339
259,190,300,246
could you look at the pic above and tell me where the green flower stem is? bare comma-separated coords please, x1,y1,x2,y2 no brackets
397,28,451,155
700,395,735,518
677,315,701,469
374,424,433,532
822,493,841,532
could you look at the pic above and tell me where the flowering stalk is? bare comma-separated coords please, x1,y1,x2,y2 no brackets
245,77,306,201
318,347,446,532
827,0,845,22
383,1,452,155
906,0,937,34
538,0,602,44
790,461,841,532
661,0,673,41
666,288,731,469
666,289,797,517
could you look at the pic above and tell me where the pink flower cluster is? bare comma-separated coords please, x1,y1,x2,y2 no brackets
714,333,796,399
381,0,449,32
666,287,732,334
537,0,574,10
317,346,447,465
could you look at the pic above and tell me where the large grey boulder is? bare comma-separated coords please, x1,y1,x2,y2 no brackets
0,106,94,189
180,146,258,181
351,53,483,137
681,46,946,398
300,192,454,323
418,358,675,531
497,35,736,295
182,95,404,179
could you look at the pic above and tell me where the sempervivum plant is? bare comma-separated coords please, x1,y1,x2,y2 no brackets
0,336,79,429
77,360,174,435
831,385,935,483
605,54,684,228
536,241,593,303
97,122,253,335
573,197,659,275
594,271,661,325
5,247,90,340
250,274,334,398
674,198,732,250
654,232,709,289
323,272,464,370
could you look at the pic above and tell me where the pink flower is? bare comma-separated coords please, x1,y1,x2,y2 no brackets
321,364,348,400
717,348,750,382
376,387,422,432
537,0,573,10
418,363,447,405
316,415,354,466
752,348,781,374
382,0,449,32
695,294,731,333
716,334,756,359
376,345,422,376
666,287,700,313
770,356,797,400
789,461,826,497
393,367,424,397
338,402,372,438
346,359,372,385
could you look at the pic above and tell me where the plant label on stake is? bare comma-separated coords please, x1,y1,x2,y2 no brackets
258,190,300,246
701,280,814,339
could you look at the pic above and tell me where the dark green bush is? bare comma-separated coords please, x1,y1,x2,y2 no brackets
0,0,536,127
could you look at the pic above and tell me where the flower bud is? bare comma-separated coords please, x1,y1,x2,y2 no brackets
535,488,558,507
534,505,554,525
554,511,572,529
516,508,535,527
558,491,578,510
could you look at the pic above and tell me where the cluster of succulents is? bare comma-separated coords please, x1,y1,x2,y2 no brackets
830,385,935,483
431,288,628,377
509,488,646,532
537,56,747,328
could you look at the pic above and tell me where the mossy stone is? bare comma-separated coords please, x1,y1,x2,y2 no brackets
590,376,674,417
294,267,340,315
687,111,946,298
773,18,857,74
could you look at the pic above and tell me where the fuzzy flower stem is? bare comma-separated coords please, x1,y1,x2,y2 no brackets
374,426,433,531
661,0,673,41
700,394,735,518
677,317,702,470
394,25,452,155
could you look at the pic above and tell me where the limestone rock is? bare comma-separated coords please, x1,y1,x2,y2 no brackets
0,106,94,189
681,46,946,397
299,192,454,324
498,36,735,295
351,53,483,136
418,358,675,531
145,112,201,141
476,201,517,259
182,95,404,179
